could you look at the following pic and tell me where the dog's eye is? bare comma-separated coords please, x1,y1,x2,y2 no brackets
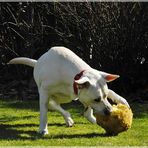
94,97,101,102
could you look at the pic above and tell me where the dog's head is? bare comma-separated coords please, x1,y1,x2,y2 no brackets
74,69,119,115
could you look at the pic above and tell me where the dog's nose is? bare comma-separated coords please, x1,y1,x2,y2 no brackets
104,106,111,116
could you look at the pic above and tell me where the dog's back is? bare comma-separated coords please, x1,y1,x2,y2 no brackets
33,46,91,87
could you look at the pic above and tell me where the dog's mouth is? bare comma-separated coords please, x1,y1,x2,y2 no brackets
92,103,113,116
93,107,110,116
94,110,111,116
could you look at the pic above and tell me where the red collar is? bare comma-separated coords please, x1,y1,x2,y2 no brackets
73,70,85,95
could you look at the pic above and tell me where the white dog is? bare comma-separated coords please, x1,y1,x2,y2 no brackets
9,46,129,135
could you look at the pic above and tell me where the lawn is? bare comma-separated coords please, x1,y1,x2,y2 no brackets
0,98,147,146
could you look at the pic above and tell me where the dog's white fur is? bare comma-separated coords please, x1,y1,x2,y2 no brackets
9,46,129,135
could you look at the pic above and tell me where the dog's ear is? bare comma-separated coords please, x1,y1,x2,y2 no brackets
99,71,120,82
74,77,90,89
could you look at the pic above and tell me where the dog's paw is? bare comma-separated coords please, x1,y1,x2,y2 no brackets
119,98,130,108
90,117,97,124
85,115,96,124
38,129,48,135
65,117,74,127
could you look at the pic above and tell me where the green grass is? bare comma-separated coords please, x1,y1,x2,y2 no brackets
0,99,147,146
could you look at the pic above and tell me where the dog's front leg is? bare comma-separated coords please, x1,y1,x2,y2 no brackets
39,89,49,135
108,89,130,108
84,106,96,124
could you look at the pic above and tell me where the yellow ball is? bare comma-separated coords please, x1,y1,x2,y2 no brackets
96,104,133,135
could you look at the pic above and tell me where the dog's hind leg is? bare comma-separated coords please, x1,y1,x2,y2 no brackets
38,88,49,135
49,99,74,127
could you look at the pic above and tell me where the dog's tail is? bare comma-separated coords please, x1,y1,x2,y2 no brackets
8,57,37,68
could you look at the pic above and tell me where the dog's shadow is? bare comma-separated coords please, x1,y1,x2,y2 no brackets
0,123,38,140
0,123,110,140
43,132,109,140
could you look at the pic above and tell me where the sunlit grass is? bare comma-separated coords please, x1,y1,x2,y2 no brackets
0,99,147,146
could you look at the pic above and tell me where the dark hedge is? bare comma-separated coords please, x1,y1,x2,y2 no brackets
0,2,148,101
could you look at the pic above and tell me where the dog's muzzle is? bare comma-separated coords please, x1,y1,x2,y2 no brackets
103,106,112,115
